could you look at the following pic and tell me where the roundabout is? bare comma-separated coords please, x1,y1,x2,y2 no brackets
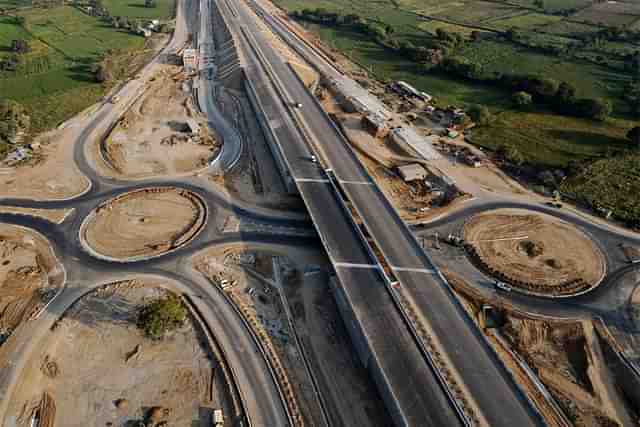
79,187,207,262
462,209,606,297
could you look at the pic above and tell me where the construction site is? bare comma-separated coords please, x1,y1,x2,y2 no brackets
80,187,207,261
193,244,391,427
99,64,219,180
462,209,606,297
3,279,234,427
0,224,63,345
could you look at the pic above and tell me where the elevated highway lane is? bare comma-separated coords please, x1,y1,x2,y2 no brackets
208,0,466,424
225,1,544,425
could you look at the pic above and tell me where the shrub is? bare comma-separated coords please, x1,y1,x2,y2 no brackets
137,294,187,339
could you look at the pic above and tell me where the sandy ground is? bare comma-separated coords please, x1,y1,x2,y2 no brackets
101,65,219,179
501,316,625,427
82,188,205,260
0,207,73,225
4,280,228,427
193,244,390,426
463,209,605,291
0,127,90,201
0,224,63,343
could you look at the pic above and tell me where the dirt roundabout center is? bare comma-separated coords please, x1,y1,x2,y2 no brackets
462,209,606,297
79,187,207,262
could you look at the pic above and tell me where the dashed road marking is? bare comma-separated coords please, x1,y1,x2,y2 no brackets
295,177,330,183
333,262,380,269
390,266,437,274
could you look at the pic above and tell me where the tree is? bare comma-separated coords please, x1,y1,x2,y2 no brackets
144,0,156,7
627,126,640,147
512,91,532,108
137,294,187,339
467,104,492,126
575,98,611,121
556,81,576,103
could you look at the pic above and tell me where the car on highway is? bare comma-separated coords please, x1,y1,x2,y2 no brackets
310,155,317,163
293,102,303,108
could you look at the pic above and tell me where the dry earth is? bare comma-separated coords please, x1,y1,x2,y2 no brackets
0,224,63,342
0,127,90,201
82,187,206,261
101,65,219,179
464,209,605,290
4,280,227,427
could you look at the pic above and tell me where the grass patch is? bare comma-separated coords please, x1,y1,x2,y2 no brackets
468,111,632,167
102,0,175,20
488,12,563,31
561,153,640,225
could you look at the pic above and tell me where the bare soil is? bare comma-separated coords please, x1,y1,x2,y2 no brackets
0,127,90,201
0,224,63,342
102,65,219,179
5,280,228,427
463,209,605,292
82,187,206,260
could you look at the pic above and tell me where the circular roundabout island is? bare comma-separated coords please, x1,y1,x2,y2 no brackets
462,209,606,297
80,187,207,262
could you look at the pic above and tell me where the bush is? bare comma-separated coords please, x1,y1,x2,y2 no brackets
467,104,492,126
512,91,532,108
137,294,187,339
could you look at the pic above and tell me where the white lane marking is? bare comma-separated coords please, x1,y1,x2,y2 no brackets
295,177,330,183
390,266,437,274
339,180,373,185
333,263,380,269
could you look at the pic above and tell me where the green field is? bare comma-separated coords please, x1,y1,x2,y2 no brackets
467,111,632,167
561,153,640,225
0,6,155,132
102,0,175,20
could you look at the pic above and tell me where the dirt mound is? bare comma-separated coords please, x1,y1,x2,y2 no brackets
463,209,605,296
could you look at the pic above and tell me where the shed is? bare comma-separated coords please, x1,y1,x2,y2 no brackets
397,163,428,182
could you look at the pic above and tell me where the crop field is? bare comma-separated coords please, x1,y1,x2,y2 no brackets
432,1,523,25
0,6,149,131
570,2,640,26
102,0,175,19
561,153,640,225
509,0,594,12
539,20,600,37
468,111,631,167
457,40,629,103
488,12,562,30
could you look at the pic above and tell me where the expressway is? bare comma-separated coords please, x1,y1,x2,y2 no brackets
202,0,468,424
209,0,544,425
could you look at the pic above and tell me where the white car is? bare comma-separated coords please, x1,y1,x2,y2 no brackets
310,155,317,163
494,281,512,292
294,102,303,108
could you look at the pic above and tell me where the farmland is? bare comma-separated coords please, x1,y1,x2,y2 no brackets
102,0,175,20
0,4,168,133
277,0,639,164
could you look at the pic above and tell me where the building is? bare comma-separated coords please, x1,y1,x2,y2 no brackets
182,48,198,71
397,163,428,182
390,81,431,102
362,113,389,138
